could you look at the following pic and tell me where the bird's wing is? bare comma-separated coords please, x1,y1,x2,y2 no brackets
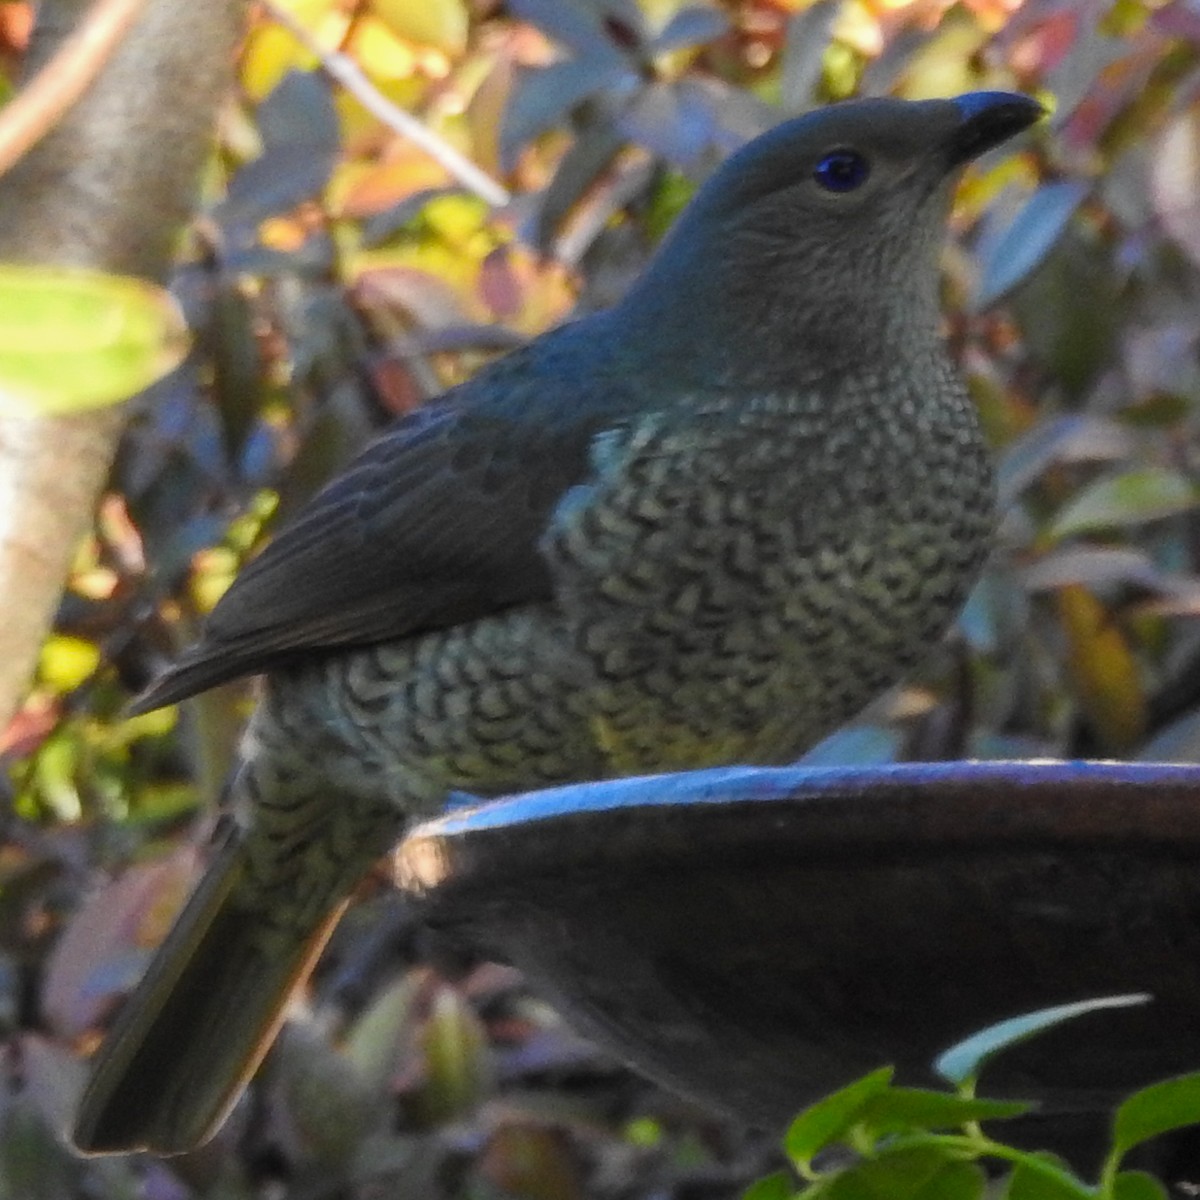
132,331,640,713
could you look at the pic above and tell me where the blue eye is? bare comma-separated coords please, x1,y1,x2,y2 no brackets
813,149,870,193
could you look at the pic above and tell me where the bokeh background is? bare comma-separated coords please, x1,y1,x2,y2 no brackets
3,0,1200,1194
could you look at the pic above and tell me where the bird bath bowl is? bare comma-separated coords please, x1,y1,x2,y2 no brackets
394,761,1200,1129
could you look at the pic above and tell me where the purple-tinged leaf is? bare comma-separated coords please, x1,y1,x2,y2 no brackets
19,1034,87,1140
220,146,336,226
1020,547,1163,594
648,6,729,55
619,82,717,168
1137,576,1200,617
678,76,774,152
258,69,339,156
958,569,1028,655
1152,106,1200,269
1138,708,1200,765
1043,16,1127,127
553,153,656,269
219,72,339,226
976,182,1089,308
859,27,928,96
508,0,635,60
996,414,1133,506
534,122,627,255
1152,4,1200,40
1121,322,1199,401
780,2,837,111
500,59,631,169
406,324,527,355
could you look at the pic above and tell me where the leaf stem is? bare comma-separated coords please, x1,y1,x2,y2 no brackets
875,1132,1098,1198
262,1,511,208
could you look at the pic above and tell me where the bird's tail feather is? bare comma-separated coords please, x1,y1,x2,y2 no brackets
72,826,349,1156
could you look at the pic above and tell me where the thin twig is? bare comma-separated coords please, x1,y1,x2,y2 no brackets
0,0,150,178
263,2,511,209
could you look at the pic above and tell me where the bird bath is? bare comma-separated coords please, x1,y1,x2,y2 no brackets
394,761,1200,1130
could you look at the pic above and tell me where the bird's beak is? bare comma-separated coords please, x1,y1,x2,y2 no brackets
945,91,1044,168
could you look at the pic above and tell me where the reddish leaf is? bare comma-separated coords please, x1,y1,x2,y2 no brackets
479,246,523,319
0,697,59,758
42,847,202,1038
367,354,427,416
1153,104,1200,268
480,1123,584,1200
1010,11,1077,75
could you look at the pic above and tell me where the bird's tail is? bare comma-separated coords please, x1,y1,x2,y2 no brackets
72,825,351,1156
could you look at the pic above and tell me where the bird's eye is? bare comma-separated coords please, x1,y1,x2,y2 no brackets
813,149,870,193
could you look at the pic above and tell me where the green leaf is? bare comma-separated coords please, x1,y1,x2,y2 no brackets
275,1023,376,1163
0,264,188,415
344,975,420,1096
784,1068,894,1169
854,1088,1032,1137
934,996,1151,1087
0,1099,78,1200
1112,1071,1200,1159
1049,468,1199,541
743,1170,798,1200
825,1145,966,1200
1008,224,1118,401
1110,1172,1168,1200
1005,1154,1096,1200
624,1117,664,1149
915,1161,987,1200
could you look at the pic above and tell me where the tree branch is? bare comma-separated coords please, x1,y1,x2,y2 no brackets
264,0,510,208
0,0,248,731
0,0,150,177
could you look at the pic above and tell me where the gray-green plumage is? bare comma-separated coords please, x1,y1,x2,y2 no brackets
73,91,1041,1156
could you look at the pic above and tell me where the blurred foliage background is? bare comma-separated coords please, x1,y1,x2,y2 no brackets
3,0,1200,1194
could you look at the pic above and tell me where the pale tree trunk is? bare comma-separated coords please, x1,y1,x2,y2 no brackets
0,0,247,729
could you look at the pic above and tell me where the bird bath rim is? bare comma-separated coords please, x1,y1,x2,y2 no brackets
396,759,1200,897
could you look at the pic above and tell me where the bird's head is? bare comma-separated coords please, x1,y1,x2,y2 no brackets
617,92,1043,381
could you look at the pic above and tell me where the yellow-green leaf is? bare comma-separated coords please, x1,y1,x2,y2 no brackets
418,985,493,1123
345,974,420,1094
1049,467,1198,541
0,265,188,416
371,0,468,55
1059,584,1146,753
38,636,101,693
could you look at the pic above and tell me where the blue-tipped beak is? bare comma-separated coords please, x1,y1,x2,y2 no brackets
947,91,1044,166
